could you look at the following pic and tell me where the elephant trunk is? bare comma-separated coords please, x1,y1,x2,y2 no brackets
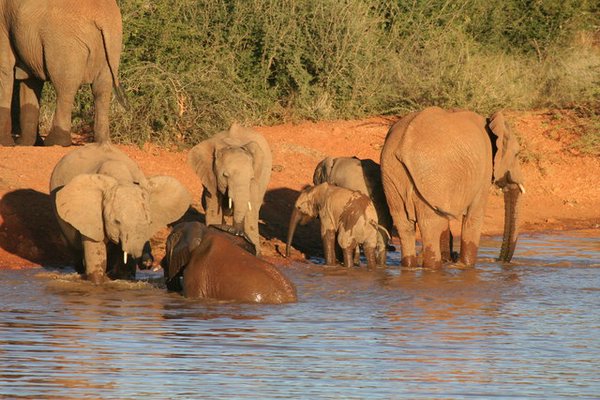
286,208,303,257
230,187,251,235
498,184,522,262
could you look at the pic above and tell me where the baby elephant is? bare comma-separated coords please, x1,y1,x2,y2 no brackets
162,222,297,304
286,183,389,268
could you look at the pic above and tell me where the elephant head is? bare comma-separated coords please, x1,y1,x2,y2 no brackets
312,156,335,185
55,173,191,268
285,185,321,257
487,112,525,262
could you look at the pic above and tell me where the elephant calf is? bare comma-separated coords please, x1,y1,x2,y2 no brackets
162,222,297,304
286,183,389,268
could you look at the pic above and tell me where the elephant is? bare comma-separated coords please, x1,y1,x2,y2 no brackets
187,123,272,254
161,221,297,304
380,106,525,269
0,0,126,147
50,143,192,284
286,183,390,268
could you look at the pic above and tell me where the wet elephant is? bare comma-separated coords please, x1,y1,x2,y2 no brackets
162,222,297,304
380,107,524,268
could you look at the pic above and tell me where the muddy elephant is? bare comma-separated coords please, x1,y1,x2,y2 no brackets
161,221,297,304
380,107,524,268
286,183,389,268
187,123,272,254
50,143,192,283
0,0,126,147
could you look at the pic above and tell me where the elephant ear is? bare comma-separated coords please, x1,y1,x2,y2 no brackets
242,141,264,180
55,174,118,241
163,222,207,280
488,111,524,187
146,176,192,236
188,139,218,195
313,157,335,185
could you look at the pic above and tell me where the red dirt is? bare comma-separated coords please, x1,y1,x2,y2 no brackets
0,109,598,269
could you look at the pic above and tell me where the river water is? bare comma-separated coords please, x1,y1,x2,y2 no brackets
1,231,599,399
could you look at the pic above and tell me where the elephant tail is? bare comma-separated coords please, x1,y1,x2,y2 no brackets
97,22,129,110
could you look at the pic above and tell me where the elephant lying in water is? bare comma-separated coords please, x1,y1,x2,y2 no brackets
286,183,389,268
380,107,524,268
50,143,192,283
162,222,297,304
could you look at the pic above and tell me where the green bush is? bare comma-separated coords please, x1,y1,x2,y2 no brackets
38,0,599,146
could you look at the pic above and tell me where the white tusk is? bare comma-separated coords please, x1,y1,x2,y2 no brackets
248,201,252,211
123,251,128,264
228,197,233,209
518,183,526,194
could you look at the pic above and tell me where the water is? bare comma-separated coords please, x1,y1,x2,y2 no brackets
1,231,599,399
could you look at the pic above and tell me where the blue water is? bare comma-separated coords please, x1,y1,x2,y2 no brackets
1,231,599,399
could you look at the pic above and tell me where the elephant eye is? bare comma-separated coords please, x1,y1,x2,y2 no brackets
223,172,230,177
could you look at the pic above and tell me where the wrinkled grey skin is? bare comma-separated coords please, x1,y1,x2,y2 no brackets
187,123,272,254
0,0,125,147
286,183,389,268
50,143,192,284
161,221,297,304
313,156,393,262
380,107,524,269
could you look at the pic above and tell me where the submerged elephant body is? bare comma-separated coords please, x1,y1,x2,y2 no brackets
187,123,272,254
162,222,297,304
50,143,191,283
380,107,524,268
0,0,125,146
286,183,388,268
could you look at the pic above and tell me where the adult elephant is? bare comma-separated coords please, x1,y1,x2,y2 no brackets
187,123,272,254
162,221,297,304
50,143,192,284
0,0,126,147
380,107,524,268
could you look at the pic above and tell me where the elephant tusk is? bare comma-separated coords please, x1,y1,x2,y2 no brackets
248,201,252,211
518,183,526,194
123,251,128,264
228,197,233,209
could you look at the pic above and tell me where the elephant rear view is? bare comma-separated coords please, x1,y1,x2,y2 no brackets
380,107,524,268
50,143,192,284
0,0,126,146
187,123,272,254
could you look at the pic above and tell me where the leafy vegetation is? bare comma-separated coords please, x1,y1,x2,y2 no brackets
39,0,599,147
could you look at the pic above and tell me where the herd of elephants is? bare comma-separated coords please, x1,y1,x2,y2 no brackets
0,0,525,304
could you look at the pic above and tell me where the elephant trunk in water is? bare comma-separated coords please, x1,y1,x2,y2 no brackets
285,208,303,257
498,184,522,262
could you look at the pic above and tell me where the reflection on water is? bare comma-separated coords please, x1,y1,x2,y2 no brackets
1,231,599,398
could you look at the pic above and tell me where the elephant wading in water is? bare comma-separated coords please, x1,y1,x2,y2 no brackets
286,183,390,268
187,123,272,254
380,107,524,269
161,222,297,304
0,0,126,146
50,143,192,283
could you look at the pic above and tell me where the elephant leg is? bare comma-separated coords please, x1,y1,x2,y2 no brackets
91,70,112,144
376,233,387,267
394,213,418,268
44,82,77,146
15,78,44,146
203,190,224,226
364,246,377,269
82,236,108,284
322,229,337,266
342,240,357,268
0,35,16,146
416,206,448,269
460,191,488,266
353,247,360,266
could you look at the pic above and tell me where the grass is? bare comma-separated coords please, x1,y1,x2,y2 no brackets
36,0,599,149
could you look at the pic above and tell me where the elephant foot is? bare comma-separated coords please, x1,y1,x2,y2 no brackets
0,135,15,146
44,129,72,147
15,135,44,146
85,271,109,285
